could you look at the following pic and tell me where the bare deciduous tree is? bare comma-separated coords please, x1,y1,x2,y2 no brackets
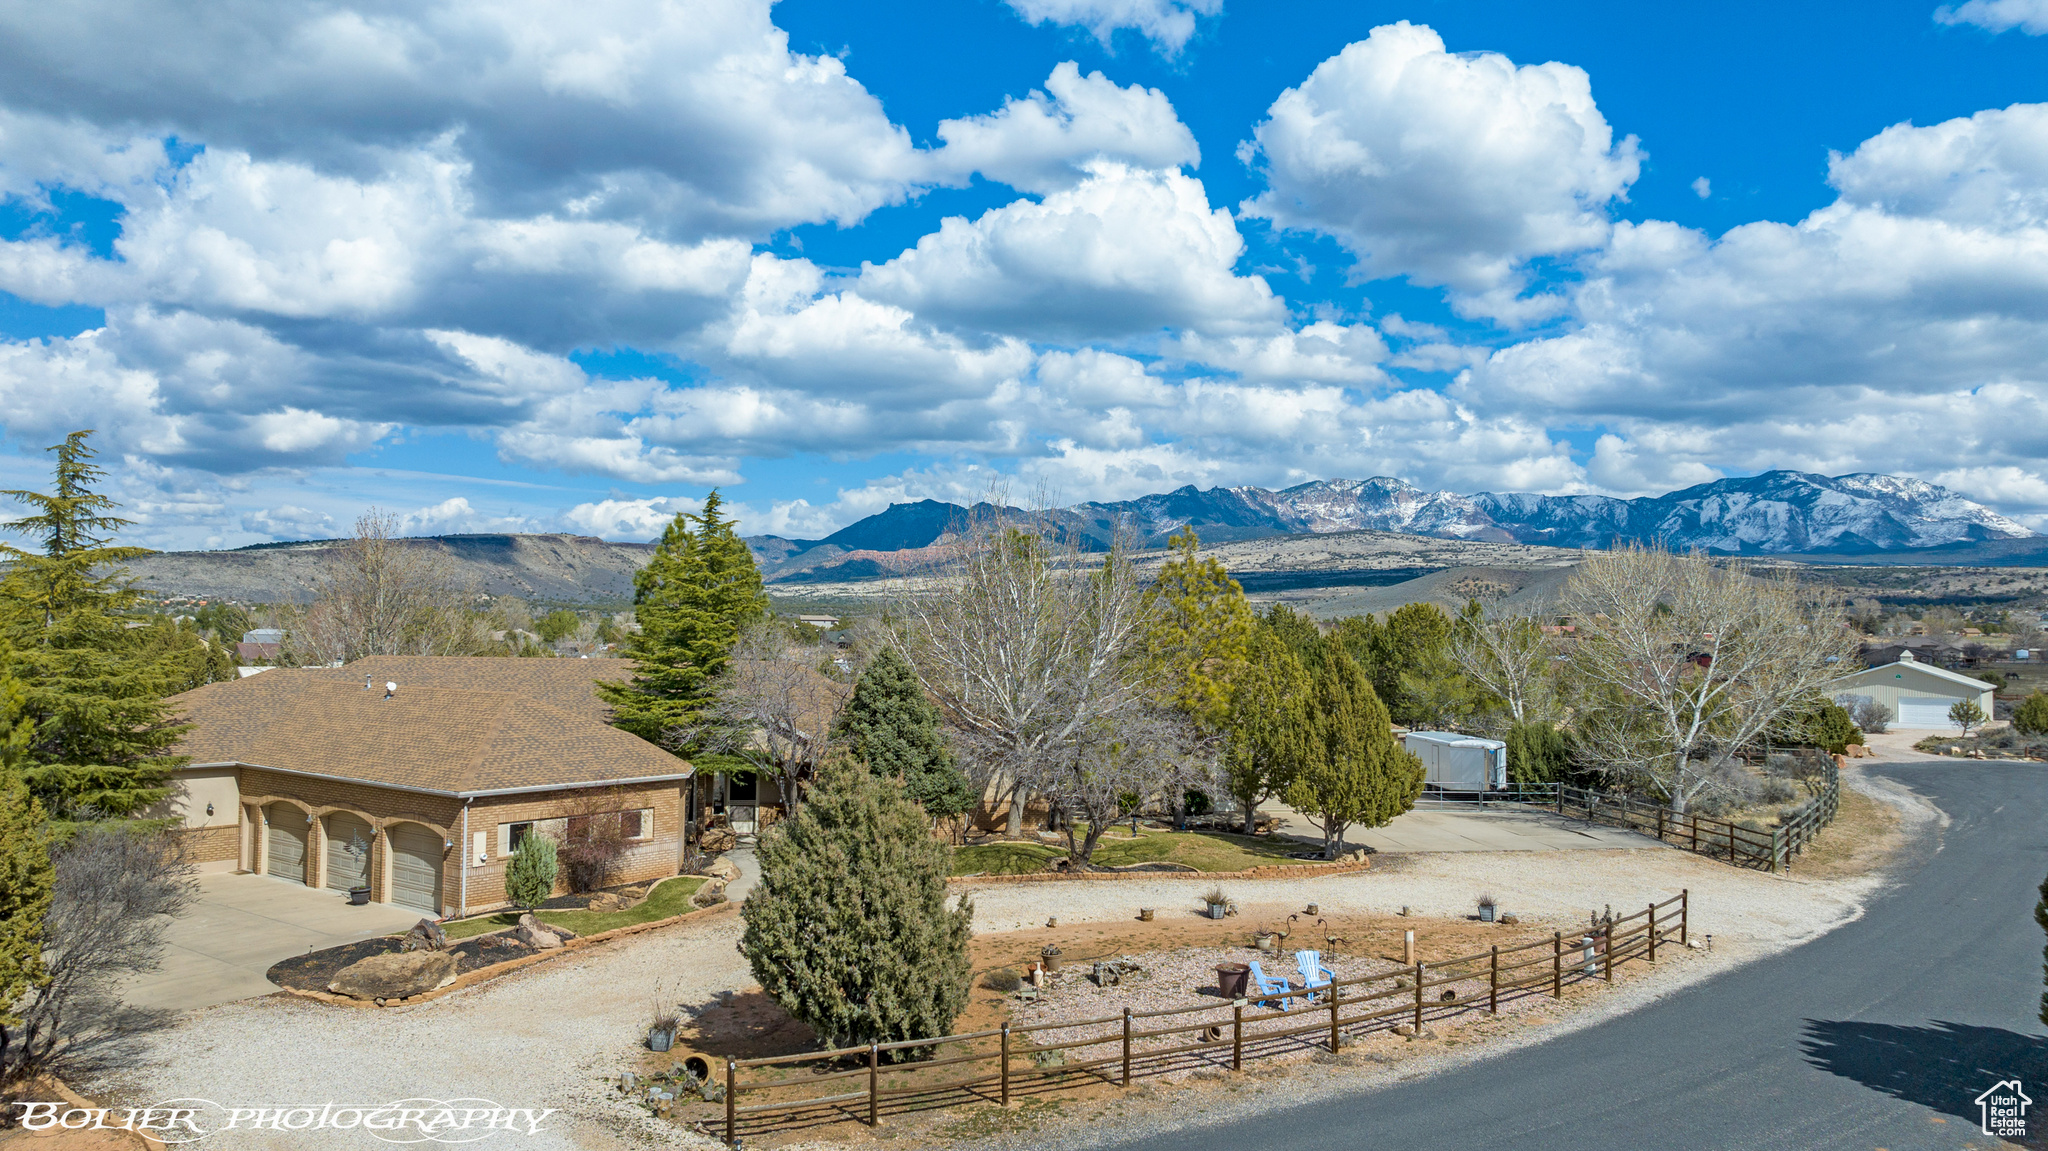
0,828,193,1089
1038,708,1205,869
1560,544,1857,813
1450,608,1555,724
896,508,1154,838
676,620,850,811
288,512,481,664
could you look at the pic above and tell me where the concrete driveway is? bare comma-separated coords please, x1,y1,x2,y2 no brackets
123,873,424,1012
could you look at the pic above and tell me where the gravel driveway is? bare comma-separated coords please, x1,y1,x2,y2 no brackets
86,773,1920,1151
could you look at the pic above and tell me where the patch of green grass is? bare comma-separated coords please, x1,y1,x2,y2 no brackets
437,875,708,941
951,827,1303,876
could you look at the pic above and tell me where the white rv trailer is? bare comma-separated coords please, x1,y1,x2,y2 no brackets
1404,731,1508,791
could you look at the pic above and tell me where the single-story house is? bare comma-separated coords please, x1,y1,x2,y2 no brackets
154,656,693,918
1829,651,1997,730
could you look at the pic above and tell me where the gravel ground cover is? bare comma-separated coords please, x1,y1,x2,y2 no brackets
78,768,1930,1151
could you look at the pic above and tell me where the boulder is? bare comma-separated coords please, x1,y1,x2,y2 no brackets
703,857,741,882
515,913,563,949
621,885,648,901
329,950,458,999
398,918,447,953
587,893,626,912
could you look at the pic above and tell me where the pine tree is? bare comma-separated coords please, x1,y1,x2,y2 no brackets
0,667,54,1035
1284,648,1423,857
2013,692,2048,737
1222,628,1313,833
504,833,559,909
833,647,972,819
0,432,187,820
1505,720,1575,785
599,491,768,747
740,760,973,1054
1262,603,1325,670
1142,529,1254,731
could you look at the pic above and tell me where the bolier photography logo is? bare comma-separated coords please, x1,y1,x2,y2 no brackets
10,1098,556,1143
1974,1078,2031,1140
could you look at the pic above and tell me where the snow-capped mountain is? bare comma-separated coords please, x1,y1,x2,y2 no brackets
746,470,2035,577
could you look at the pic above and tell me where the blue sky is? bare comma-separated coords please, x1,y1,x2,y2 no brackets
0,0,2045,548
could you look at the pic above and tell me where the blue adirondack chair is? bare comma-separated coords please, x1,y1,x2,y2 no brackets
1295,950,1334,1000
1246,960,1298,1008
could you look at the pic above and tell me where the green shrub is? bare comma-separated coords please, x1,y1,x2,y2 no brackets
504,834,558,909
1505,721,1574,784
740,761,973,1055
1949,698,1987,736
2014,692,2048,737
983,969,1022,992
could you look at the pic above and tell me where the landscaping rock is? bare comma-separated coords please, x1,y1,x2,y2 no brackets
328,950,458,999
703,857,741,882
621,886,648,901
587,893,625,912
398,919,447,953
691,880,728,908
515,913,564,950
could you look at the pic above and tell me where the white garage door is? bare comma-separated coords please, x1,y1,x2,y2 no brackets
265,803,307,884
388,823,445,915
324,812,374,893
1896,696,1962,729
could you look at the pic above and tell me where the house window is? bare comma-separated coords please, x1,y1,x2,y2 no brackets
500,821,535,858
728,775,758,803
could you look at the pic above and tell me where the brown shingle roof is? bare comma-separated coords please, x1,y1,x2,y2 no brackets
300,655,627,724
170,669,688,796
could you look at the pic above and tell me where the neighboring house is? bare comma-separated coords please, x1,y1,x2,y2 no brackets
154,657,693,918
234,641,281,663
1829,651,1997,730
796,614,841,630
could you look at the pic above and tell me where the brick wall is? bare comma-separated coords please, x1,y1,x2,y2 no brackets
466,784,689,909
176,823,242,870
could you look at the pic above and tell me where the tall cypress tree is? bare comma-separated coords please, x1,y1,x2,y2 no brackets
740,760,973,1053
0,667,54,1035
832,647,972,819
599,490,768,746
1223,627,1313,834
0,432,187,820
1284,647,1424,857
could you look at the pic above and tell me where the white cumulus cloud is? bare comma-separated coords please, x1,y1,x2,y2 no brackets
1241,21,1641,315
1934,0,2048,33
1003,0,1222,56
933,62,1199,193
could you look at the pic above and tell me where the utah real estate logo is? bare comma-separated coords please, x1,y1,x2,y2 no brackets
1975,1079,2030,1139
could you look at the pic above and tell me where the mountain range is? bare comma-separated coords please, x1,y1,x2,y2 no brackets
750,470,2036,582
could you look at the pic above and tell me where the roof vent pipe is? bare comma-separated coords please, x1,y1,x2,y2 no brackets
365,675,372,690
384,681,398,699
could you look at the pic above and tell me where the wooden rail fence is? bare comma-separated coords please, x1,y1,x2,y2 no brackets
1549,757,1840,872
718,891,1690,1143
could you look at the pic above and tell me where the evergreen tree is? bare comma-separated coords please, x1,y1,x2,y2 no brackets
599,491,768,747
0,432,187,820
1376,601,1460,727
1142,530,1254,731
1284,648,1424,857
1262,603,1325,670
0,667,54,1035
1505,720,1576,785
740,760,973,1054
2013,692,2048,737
504,833,559,909
833,647,973,819
1222,628,1313,834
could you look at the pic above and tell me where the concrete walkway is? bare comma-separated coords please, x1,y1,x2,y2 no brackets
1262,801,1663,853
123,872,423,1012
721,845,760,902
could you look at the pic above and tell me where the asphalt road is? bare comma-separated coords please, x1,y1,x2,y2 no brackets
1112,760,2048,1151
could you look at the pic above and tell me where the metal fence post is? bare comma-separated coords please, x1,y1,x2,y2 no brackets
725,1058,736,1147
1122,1008,1132,1087
1000,1023,1010,1106
1680,889,1688,947
1489,945,1499,1012
1232,1003,1243,1071
1690,813,1699,854
1551,932,1562,998
1647,903,1657,962
868,1042,879,1127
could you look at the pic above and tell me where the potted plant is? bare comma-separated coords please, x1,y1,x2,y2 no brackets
345,832,373,905
648,1005,681,1052
1476,893,1498,923
1203,887,1231,920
